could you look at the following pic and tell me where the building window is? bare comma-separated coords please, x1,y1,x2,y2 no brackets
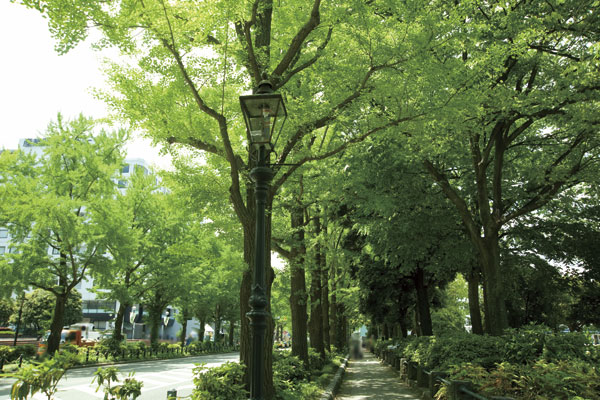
83,300,116,314
118,180,128,188
52,247,60,255
0,247,5,255
122,164,130,173
0,229,8,238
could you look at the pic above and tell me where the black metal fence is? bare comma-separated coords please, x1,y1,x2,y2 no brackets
0,342,239,372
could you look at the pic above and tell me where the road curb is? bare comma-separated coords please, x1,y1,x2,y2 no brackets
320,354,349,400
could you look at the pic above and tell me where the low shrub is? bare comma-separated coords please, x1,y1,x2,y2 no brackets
192,362,247,400
273,351,308,383
437,359,600,400
423,333,504,370
0,344,37,363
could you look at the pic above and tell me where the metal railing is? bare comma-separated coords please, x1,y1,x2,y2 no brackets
0,343,239,372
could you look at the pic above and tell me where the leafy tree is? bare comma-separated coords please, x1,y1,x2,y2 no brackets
92,167,183,341
19,1,436,395
9,289,82,338
418,0,600,335
0,298,13,326
0,114,125,354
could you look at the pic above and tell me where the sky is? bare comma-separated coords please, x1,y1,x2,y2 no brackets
0,1,171,169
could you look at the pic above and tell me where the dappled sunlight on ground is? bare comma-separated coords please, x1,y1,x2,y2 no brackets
336,352,421,399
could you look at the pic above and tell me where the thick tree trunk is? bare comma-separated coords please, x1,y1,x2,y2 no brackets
480,234,508,335
308,216,325,360
46,292,68,355
414,267,433,336
149,309,161,345
467,269,484,335
113,302,128,342
289,205,309,366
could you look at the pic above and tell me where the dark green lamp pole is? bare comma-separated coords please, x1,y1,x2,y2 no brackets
240,79,287,400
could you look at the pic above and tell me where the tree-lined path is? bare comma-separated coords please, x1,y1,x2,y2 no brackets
336,352,420,400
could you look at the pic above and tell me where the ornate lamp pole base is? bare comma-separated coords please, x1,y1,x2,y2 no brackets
248,145,273,400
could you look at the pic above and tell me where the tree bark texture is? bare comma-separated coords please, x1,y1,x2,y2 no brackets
467,268,484,335
289,204,309,366
308,217,325,359
47,293,67,355
414,267,433,336
113,302,128,342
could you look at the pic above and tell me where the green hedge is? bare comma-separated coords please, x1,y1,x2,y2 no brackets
375,325,600,399
0,344,37,363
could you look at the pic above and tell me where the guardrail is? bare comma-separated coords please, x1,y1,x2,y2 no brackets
378,347,514,400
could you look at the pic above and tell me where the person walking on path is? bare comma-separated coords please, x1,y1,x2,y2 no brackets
336,350,422,399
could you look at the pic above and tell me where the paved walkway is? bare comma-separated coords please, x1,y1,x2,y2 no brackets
336,351,421,399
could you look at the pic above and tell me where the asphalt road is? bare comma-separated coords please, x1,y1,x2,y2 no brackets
0,352,240,400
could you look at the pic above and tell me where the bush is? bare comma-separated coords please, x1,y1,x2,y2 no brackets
307,348,325,372
273,351,308,383
96,338,124,357
192,362,247,400
423,334,504,370
438,360,600,400
0,344,37,363
542,332,591,362
502,325,546,364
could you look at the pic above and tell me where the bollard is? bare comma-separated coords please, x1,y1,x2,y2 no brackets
407,361,418,381
417,366,427,388
18,354,23,368
86,347,90,363
166,388,177,399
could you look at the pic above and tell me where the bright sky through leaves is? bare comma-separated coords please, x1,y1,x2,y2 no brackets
0,1,170,168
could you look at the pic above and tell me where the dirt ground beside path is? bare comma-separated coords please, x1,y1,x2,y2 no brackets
335,351,422,399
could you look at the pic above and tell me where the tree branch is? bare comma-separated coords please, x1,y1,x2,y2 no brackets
272,0,322,79
273,26,333,91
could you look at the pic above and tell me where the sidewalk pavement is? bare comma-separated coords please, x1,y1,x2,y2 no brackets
335,351,422,399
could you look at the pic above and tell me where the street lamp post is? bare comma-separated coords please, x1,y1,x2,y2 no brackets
240,78,287,400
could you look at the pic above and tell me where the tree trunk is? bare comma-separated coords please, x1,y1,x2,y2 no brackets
149,309,161,345
467,269,484,335
289,204,309,366
180,308,190,347
308,216,325,359
480,234,508,335
214,304,222,342
414,267,433,336
228,319,235,347
329,262,337,349
321,252,330,352
113,302,128,342
382,323,389,340
46,292,68,355
199,318,206,342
